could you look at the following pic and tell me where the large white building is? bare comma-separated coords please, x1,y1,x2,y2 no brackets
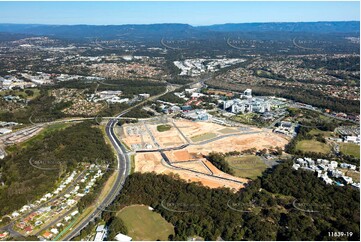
344,135,360,144
94,225,107,241
115,233,132,241
223,97,270,114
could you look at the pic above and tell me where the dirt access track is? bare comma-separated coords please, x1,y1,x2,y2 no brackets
121,118,290,190
134,152,248,190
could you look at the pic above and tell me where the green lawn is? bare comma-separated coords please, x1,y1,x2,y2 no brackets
308,129,334,138
340,143,360,159
296,140,331,154
117,205,174,241
0,88,40,100
190,132,217,142
130,155,135,174
231,113,257,125
156,124,172,132
219,128,238,134
225,155,267,179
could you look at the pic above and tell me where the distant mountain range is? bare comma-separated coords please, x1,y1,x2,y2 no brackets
200,21,360,33
0,21,358,40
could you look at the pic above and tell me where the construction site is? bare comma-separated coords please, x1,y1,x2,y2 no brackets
117,117,289,190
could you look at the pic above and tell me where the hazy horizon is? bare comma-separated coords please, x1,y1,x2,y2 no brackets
0,1,359,26
0,20,359,27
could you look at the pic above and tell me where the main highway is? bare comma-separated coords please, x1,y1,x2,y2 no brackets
61,115,130,240
0,79,206,241
60,84,178,240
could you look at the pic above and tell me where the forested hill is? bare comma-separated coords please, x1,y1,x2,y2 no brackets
103,161,360,241
0,121,114,217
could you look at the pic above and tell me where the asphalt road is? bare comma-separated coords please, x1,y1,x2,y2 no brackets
60,85,174,240
0,81,198,240
61,118,130,240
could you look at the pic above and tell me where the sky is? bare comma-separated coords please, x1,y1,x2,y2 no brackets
0,1,359,26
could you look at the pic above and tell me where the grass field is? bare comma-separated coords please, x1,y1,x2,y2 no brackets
308,129,334,138
130,155,135,174
190,132,217,142
340,169,360,183
340,143,360,159
225,155,267,179
219,128,238,134
231,113,257,125
157,124,172,132
0,88,40,100
117,205,174,241
296,140,331,154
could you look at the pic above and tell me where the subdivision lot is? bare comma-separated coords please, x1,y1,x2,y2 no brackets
148,123,188,147
117,205,174,241
191,132,217,142
164,150,201,162
134,152,247,190
120,124,155,150
127,118,289,190
174,119,250,139
175,161,213,174
122,122,188,149
219,127,240,134
186,132,289,154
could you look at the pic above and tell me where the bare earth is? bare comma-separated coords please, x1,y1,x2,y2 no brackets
134,152,247,190
123,118,290,191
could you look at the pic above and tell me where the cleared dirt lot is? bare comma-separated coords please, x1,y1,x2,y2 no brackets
164,150,201,162
126,118,289,191
174,119,249,139
187,131,289,154
147,123,188,147
122,121,188,149
175,161,213,174
134,152,246,190
120,123,155,150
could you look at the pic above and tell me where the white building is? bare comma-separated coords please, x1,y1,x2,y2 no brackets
321,175,333,185
344,135,360,144
292,163,300,170
94,225,107,241
139,93,150,99
329,161,338,169
342,176,353,184
115,233,132,241
0,128,12,135
241,89,252,99
222,97,270,114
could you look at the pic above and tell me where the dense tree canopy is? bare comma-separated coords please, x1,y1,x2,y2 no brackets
0,121,114,216
103,161,360,241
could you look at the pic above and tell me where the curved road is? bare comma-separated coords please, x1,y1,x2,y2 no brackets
61,117,130,240
0,81,200,240
61,85,174,240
